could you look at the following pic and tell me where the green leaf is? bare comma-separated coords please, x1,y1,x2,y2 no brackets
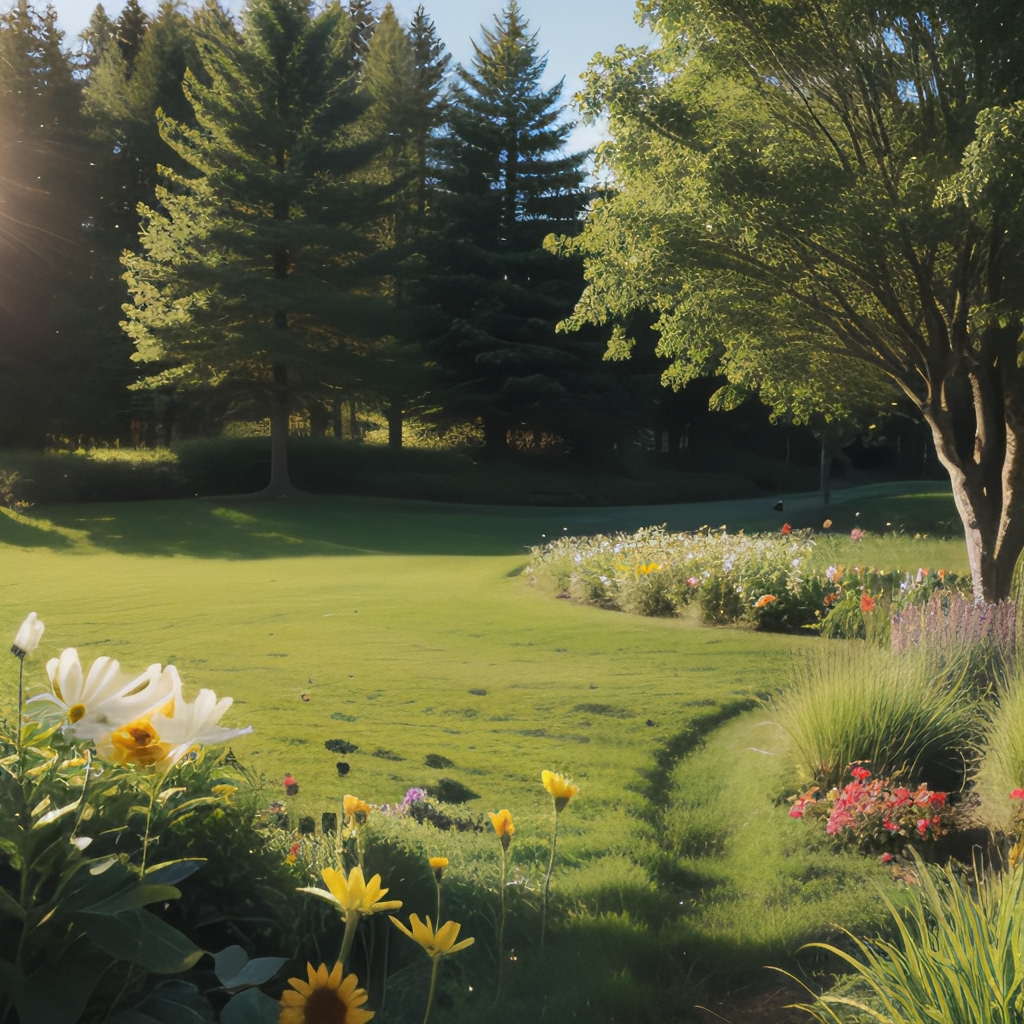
14,943,110,1024
218,950,288,992
219,987,280,1024
131,981,215,1024
213,945,248,987
81,883,182,915
0,885,25,921
78,907,204,973
145,858,206,886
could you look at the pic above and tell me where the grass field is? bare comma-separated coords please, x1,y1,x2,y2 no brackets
0,486,968,1020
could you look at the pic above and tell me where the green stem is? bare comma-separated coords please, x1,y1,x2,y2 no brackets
339,909,361,968
15,656,24,764
541,810,559,950
495,845,508,1002
435,879,441,927
140,765,172,875
422,956,440,1024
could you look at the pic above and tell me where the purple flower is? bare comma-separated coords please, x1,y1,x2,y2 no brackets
401,787,427,811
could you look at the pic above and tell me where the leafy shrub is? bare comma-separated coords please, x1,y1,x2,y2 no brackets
789,766,952,852
790,856,1024,1024
772,644,978,792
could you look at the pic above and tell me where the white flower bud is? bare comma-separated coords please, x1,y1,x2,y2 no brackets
12,612,44,657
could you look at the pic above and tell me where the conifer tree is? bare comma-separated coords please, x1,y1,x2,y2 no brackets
122,0,389,494
355,4,449,446
425,1,601,453
0,2,97,444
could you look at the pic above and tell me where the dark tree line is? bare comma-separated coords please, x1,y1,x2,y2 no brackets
0,0,665,484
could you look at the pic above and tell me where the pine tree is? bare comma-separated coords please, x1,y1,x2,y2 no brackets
426,1,600,453
79,4,116,69
114,0,148,70
0,2,97,445
354,3,449,446
122,0,390,494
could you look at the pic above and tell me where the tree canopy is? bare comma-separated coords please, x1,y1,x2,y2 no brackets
567,0,1024,598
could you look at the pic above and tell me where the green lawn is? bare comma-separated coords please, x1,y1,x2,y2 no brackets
0,488,969,1020
0,495,808,861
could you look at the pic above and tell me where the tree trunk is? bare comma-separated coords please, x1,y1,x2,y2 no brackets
483,416,507,454
331,397,343,439
260,362,296,499
924,354,1024,603
819,431,830,506
309,401,329,438
387,397,403,448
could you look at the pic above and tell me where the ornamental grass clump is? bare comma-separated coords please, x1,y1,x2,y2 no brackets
773,644,978,792
974,667,1024,831
786,855,1024,1024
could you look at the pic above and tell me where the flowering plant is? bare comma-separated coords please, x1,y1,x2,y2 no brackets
790,766,951,851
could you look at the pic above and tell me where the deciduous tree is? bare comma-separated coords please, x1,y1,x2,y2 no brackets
568,0,1024,599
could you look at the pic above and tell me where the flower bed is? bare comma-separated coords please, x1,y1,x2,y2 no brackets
526,525,970,634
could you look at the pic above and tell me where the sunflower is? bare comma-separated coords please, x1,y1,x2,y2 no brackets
279,962,373,1024
388,913,474,959
300,865,402,918
541,770,579,812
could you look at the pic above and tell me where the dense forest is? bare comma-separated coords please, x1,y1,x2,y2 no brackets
0,0,943,494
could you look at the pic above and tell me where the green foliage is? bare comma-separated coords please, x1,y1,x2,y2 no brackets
772,645,978,792
567,0,1024,601
975,668,1024,832
424,2,628,454
790,857,1024,1024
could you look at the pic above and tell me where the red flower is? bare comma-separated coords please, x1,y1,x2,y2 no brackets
850,766,871,781
781,523,792,535
880,852,894,864
917,818,929,835
1011,789,1024,800
823,592,837,606
860,593,876,613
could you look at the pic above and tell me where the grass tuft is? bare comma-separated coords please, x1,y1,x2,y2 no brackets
772,644,978,792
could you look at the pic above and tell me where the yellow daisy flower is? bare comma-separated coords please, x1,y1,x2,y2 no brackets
488,809,515,850
428,856,448,883
542,770,579,812
300,865,402,918
388,914,474,959
279,962,374,1024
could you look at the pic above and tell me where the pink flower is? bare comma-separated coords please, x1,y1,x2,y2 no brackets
917,818,929,835
1011,789,1024,800
686,577,699,588
880,852,894,864
850,528,866,541
883,820,898,832
789,804,805,819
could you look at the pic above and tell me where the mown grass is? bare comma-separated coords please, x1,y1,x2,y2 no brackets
0,490,966,1019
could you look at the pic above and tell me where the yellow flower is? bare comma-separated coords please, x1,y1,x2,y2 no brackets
389,914,474,959
279,962,374,1024
489,809,515,850
429,856,448,883
343,794,371,825
542,770,579,812
105,717,171,768
300,865,402,918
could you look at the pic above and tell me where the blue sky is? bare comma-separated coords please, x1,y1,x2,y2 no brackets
54,0,657,149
